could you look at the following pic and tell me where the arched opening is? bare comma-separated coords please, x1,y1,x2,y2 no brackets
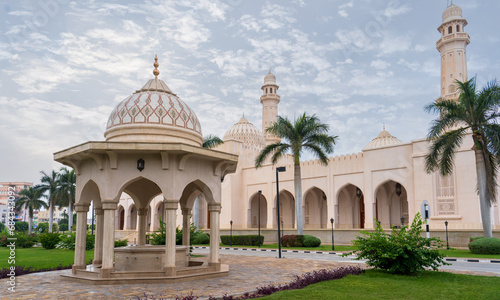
154,201,165,230
249,193,268,228
337,184,364,229
448,26,452,34
375,181,408,229
128,204,137,230
456,24,460,32
193,194,208,230
275,190,295,229
303,187,327,229
117,205,125,230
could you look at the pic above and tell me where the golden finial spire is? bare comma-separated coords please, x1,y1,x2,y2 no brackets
383,123,386,131
153,54,160,78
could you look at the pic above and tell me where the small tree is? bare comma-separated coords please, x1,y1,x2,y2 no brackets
345,213,449,276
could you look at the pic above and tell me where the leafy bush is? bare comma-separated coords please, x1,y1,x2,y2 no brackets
469,237,500,254
57,233,95,250
115,239,128,247
0,264,73,279
303,235,321,247
0,223,5,232
192,232,210,244
16,233,38,248
345,213,448,276
37,222,58,233
14,221,29,232
150,218,200,246
39,232,61,249
281,235,305,247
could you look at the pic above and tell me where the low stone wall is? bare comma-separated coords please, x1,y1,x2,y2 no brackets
216,228,500,248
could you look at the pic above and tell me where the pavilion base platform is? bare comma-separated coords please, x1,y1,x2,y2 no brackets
61,245,228,285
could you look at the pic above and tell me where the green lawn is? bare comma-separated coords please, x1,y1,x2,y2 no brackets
0,247,94,270
259,269,500,300
439,248,500,259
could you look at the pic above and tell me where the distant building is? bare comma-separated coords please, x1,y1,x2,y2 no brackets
0,182,33,226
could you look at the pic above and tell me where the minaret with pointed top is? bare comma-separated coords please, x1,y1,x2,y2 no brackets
261,71,281,145
437,2,470,101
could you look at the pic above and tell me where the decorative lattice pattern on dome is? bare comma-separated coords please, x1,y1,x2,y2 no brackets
223,116,266,148
363,130,402,150
106,91,201,135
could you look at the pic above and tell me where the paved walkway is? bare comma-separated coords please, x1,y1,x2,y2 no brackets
2,254,361,300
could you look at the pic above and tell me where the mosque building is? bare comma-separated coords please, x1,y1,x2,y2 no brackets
113,3,499,245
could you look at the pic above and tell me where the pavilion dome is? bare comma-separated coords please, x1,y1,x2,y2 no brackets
104,56,203,147
363,128,402,150
223,115,266,148
442,3,463,23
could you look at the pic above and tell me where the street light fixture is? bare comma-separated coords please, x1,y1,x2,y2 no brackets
395,183,402,197
400,216,405,227
330,218,335,251
356,187,362,199
230,220,233,247
258,190,262,248
444,220,449,250
276,166,286,258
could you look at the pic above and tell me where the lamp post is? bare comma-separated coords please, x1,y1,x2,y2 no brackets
276,166,286,258
400,216,405,227
63,209,67,234
330,218,335,251
444,220,449,250
281,220,284,238
258,190,262,248
230,220,233,247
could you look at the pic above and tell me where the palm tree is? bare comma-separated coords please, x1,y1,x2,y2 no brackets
56,167,76,232
203,134,224,149
425,76,500,238
39,170,59,232
255,113,337,234
15,186,47,234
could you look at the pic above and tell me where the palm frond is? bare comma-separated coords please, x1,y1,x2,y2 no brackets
202,134,224,149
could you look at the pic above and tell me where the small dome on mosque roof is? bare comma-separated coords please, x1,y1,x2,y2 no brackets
104,56,203,146
264,70,277,85
363,127,403,150
223,115,266,148
442,3,463,23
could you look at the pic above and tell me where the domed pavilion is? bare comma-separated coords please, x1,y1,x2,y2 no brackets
54,56,238,283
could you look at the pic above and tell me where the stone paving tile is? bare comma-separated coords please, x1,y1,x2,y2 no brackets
2,254,359,300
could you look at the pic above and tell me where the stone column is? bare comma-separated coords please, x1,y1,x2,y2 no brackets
137,208,148,246
100,202,117,278
164,199,178,276
182,208,191,247
93,208,104,265
73,203,89,273
209,203,221,269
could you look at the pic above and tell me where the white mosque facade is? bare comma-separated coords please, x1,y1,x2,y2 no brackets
114,3,499,245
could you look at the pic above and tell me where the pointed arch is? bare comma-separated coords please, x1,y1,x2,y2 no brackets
336,184,365,229
116,204,125,230
78,179,102,207
374,180,408,229
249,192,268,228
275,190,295,229
303,187,327,229
116,176,163,208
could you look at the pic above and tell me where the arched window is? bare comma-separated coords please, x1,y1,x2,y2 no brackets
456,25,460,32
448,26,452,34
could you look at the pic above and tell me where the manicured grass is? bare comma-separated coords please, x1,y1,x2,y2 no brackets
439,248,500,259
0,247,94,269
218,243,357,252
259,269,500,300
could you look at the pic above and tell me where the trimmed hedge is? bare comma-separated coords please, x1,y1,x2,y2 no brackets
192,232,210,244
303,235,321,247
469,237,500,254
220,235,264,246
281,235,305,247
115,239,128,247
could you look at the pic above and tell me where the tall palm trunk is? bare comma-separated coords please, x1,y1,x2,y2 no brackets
48,201,54,232
28,212,33,234
474,149,493,238
68,203,74,232
294,164,303,235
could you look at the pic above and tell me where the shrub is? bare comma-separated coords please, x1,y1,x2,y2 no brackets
192,232,210,244
0,223,4,232
303,235,321,247
469,237,500,254
281,235,305,247
16,233,37,248
57,233,95,250
39,232,61,249
115,239,128,247
469,236,484,243
14,221,29,232
220,235,264,246
37,222,58,233
345,213,449,276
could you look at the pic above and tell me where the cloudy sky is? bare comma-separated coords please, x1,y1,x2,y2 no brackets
1,0,499,184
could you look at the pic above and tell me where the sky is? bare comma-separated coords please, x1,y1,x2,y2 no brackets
1,0,500,185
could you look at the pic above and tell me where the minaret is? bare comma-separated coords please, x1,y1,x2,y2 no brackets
260,70,281,145
436,2,470,101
